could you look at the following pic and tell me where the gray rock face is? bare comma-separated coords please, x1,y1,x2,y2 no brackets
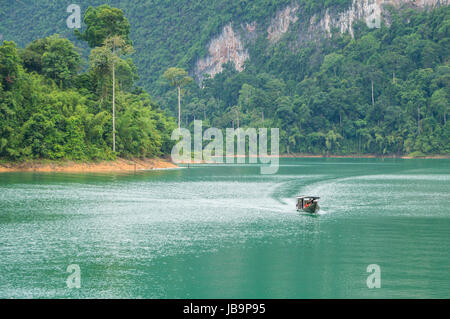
194,23,250,83
194,0,448,81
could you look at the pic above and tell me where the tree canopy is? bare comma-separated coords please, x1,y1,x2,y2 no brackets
75,5,132,48
0,37,175,161
0,2,449,158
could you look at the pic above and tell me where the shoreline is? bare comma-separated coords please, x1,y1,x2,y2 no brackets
183,154,450,164
178,154,450,165
0,158,178,173
1,154,448,173
213,154,450,160
277,154,450,159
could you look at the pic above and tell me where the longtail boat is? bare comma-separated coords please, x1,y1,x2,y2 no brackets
296,196,320,214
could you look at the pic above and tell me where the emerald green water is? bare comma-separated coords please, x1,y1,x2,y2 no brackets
0,158,449,299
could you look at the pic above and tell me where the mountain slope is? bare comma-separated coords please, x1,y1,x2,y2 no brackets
0,0,296,90
0,0,449,156
1,1,447,90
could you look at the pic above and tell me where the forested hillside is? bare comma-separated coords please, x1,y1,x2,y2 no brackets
186,5,450,155
0,1,449,157
0,10,175,161
0,0,296,87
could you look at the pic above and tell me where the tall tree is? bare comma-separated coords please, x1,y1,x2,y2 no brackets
90,36,134,153
163,68,193,129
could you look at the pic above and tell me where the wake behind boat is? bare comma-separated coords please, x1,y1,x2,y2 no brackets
296,196,320,214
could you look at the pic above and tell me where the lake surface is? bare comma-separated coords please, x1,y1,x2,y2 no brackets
0,158,449,299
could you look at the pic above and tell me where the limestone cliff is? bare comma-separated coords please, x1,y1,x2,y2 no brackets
194,0,448,81
267,4,299,42
310,0,449,39
194,24,250,83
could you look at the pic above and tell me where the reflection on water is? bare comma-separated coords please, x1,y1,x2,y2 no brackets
0,158,449,298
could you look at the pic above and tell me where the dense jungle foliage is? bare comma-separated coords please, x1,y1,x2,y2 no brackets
178,6,450,155
1,1,351,90
0,1,449,158
0,26,175,161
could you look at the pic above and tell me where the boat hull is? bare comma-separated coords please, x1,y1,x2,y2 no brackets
298,202,320,214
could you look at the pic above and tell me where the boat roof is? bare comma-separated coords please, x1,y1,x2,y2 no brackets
296,196,320,199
